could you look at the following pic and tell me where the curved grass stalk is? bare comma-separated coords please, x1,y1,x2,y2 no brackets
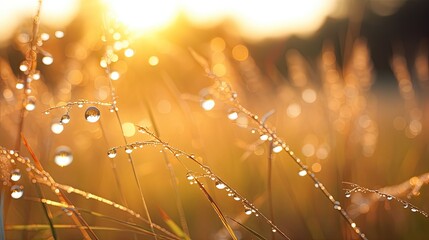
189,49,368,240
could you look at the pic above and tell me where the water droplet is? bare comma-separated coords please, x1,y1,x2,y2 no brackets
271,228,277,233
215,181,226,189
85,106,100,123
19,61,29,72
245,208,252,215
345,192,351,198
125,146,133,154
227,109,238,120
298,169,307,177
201,95,215,111
272,144,282,153
233,195,241,201
60,114,71,124
260,134,269,141
110,71,120,80
186,173,195,180
315,183,319,188
107,149,117,158
32,71,41,80
334,201,341,210
51,122,64,134
403,203,409,209
54,146,73,167
16,81,24,89
77,102,84,108
44,110,50,115
24,96,36,111
411,208,418,212
42,56,54,65
351,222,356,228
55,30,64,38
386,195,393,201
10,169,21,182
10,185,24,199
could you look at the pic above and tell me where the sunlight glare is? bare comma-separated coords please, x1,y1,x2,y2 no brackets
232,0,337,40
104,0,179,34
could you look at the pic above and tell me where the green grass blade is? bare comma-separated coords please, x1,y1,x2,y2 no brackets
159,208,190,240
227,216,267,240
195,179,238,240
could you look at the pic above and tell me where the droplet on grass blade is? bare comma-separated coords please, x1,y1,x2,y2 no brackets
215,181,226,190
60,114,71,124
11,185,24,199
54,146,73,167
10,169,21,182
107,149,117,158
24,96,36,111
85,106,100,123
227,109,238,120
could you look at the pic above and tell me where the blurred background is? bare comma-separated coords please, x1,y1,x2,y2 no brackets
1,0,429,239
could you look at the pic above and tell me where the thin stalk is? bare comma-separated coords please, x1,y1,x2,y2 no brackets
98,120,128,207
267,142,275,240
34,184,57,240
103,16,157,239
0,189,5,240
142,98,190,237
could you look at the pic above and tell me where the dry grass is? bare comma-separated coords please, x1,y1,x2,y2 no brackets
1,1,429,240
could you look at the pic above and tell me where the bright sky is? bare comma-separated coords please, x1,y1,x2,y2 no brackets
0,0,406,43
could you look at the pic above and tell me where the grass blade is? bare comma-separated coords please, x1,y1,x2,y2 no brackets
194,179,238,240
226,217,267,240
159,208,190,240
0,189,5,240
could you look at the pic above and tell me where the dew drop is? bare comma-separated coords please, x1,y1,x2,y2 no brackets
245,209,252,215
85,106,100,123
403,203,409,209
24,96,36,111
260,134,269,141
186,173,195,181
227,109,238,120
298,169,307,177
110,71,120,80
201,95,215,111
51,122,64,134
32,71,41,80
345,192,351,198
16,81,24,89
42,56,54,65
215,181,226,190
233,195,241,201
351,223,356,228
411,208,418,212
55,30,64,38
107,149,117,158
19,61,29,72
125,146,133,154
387,195,393,201
272,144,283,153
54,146,73,167
10,169,21,182
10,185,24,199
334,201,341,210
60,114,71,124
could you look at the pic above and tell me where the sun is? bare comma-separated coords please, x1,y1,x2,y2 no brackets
103,0,179,34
